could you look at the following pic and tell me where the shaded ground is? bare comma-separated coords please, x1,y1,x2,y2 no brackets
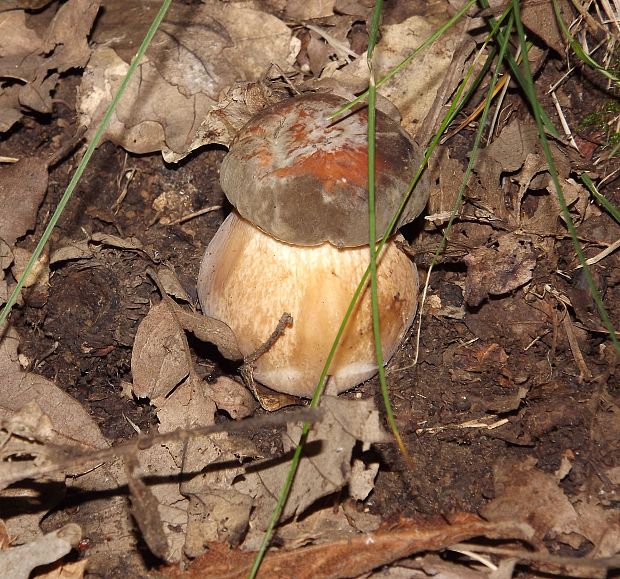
1,0,619,577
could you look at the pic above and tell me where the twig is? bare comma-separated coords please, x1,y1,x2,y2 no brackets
303,23,360,60
560,308,593,381
452,542,620,570
167,204,223,225
550,90,579,150
244,313,293,365
0,407,322,488
575,237,620,268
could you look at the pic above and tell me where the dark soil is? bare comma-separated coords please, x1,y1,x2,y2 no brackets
2,13,619,579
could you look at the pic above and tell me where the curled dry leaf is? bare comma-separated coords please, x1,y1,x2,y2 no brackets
0,524,81,579
0,158,48,245
0,0,99,131
131,300,191,402
235,396,389,550
473,119,586,235
464,234,537,307
162,82,284,164
206,376,256,420
79,0,292,155
164,513,532,579
131,298,241,402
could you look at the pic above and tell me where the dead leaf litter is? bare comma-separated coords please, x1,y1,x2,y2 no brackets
0,0,619,577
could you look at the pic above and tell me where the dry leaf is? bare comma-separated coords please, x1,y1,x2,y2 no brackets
0,158,48,245
206,376,256,420
331,13,469,136
162,82,283,163
481,457,583,545
235,396,389,550
521,0,571,54
464,234,537,306
287,0,335,19
174,304,242,362
130,374,258,561
164,513,532,579
131,298,242,402
80,0,292,155
0,11,43,58
131,300,191,401
157,266,191,303
0,329,108,452
0,0,99,130
0,524,81,579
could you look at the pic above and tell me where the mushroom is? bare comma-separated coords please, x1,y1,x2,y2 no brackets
198,94,429,398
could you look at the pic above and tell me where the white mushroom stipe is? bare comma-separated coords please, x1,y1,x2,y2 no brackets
198,212,419,398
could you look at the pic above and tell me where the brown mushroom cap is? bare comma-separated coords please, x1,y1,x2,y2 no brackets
220,93,429,247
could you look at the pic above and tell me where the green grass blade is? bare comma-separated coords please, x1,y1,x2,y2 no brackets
512,0,620,355
330,0,478,118
365,2,409,456
552,0,620,84
0,0,173,329
581,173,620,225
478,0,559,137
430,12,515,268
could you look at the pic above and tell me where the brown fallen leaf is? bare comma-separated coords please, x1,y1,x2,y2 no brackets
163,513,532,579
131,299,191,401
521,0,572,55
131,295,242,402
464,234,537,307
206,376,257,420
0,524,81,579
331,11,471,137
235,396,389,551
79,0,292,155
0,0,99,130
0,158,48,245
162,82,284,163
287,0,335,19
481,457,583,546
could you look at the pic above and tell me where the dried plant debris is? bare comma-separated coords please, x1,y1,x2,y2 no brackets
330,11,472,136
0,328,137,573
471,120,587,234
164,513,532,579
464,234,537,307
0,524,82,579
162,82,285,164
235,396,389,551
481,457,620,578
0,158,48,245
0,0,100,132
78,0,292,155
131,296,241,403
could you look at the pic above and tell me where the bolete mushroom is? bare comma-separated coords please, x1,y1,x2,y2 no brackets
198,94,429,398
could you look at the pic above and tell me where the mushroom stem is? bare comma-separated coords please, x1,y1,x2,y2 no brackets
198,212,419,398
